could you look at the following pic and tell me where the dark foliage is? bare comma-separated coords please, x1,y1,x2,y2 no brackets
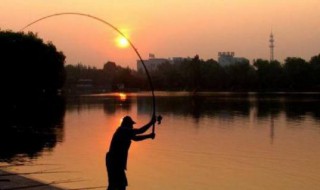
64,53,320,93
0,30,67,161
0,30,66,99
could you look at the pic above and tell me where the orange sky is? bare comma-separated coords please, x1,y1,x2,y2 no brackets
1,0,320,69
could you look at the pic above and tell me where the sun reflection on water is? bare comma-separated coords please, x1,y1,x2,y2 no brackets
119,92,127,101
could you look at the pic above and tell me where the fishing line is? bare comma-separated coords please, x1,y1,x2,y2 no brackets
20,12,157,132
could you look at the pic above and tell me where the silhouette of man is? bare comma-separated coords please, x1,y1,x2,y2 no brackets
106,115,157,190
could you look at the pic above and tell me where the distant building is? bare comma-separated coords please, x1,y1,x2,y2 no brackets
137,54,190,72
137,54,168,72
76,79,93,89
74,79,94,93
218,52,248,66
171,57,188,64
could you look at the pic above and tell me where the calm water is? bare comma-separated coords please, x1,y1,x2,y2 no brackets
1,92,320,190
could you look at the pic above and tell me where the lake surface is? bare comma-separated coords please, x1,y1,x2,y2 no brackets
1,92,320,190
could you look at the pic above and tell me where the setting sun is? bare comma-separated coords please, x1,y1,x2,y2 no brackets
116,36,129,48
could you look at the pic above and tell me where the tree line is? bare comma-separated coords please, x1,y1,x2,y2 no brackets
2,30,320,94
64,61,147,93
1,30,65,99
65,54,320,93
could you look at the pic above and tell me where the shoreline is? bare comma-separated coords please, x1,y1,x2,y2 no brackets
0,169,65,190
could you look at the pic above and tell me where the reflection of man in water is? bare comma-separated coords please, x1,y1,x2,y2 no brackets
106,115,156,190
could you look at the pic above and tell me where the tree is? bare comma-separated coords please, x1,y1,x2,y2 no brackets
254,59,270,89
224,60,257,90
0,30,66,98
103,61,117,89
201,59,224,90
254,59,285,91
175,55,203,91
269,60,285,90
310,54,320,87
283,57,312,90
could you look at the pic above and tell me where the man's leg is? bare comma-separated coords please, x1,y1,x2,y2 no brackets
107,185,124,190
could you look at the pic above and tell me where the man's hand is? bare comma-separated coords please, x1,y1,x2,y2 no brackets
157,115,163,124
150,133,156,139
150,114,163,125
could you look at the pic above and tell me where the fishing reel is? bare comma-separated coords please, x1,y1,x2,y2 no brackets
157,115,163,125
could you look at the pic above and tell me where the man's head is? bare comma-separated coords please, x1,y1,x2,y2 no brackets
121,116,136,128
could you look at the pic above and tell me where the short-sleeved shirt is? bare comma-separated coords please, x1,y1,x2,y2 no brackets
107,126,134,170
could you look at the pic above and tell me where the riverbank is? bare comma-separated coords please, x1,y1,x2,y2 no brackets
0,169,65,190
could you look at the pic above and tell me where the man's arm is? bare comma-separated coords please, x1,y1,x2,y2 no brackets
132,133,155,141
133,116,156,135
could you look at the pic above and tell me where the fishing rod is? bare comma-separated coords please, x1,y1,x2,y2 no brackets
20,12,161,133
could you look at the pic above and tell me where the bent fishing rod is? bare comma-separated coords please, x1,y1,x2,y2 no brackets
20,12,161,133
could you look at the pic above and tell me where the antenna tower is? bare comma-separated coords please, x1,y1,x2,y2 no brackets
269,32,274,62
